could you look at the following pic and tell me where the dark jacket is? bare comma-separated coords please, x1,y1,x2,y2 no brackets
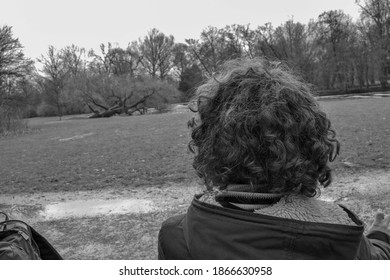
158,195,390,260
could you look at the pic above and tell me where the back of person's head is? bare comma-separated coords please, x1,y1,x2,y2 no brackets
188,58,339,197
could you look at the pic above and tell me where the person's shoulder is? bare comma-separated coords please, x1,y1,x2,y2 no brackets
158,213,191,260
257,195,359,226
161,214,186,229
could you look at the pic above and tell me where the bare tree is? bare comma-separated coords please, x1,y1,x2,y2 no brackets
138,29,175,79
0,25,34,133
315,10,355,90
88,43,115,75
224,24,257,59
356,0,390,87
110,43,142,77
89,42,143,77
62,44,87,76
38,46,69,119
171,43,193,79
0,25,33,103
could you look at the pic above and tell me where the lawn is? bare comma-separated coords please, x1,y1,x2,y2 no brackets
0,109,195,194
1,98,389,194
0,97,389,259
321,97,390,170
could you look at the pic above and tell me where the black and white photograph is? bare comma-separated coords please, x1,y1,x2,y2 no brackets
1,0,389,267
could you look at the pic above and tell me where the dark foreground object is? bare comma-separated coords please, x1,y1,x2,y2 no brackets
158,195,390,260
0,212,62,260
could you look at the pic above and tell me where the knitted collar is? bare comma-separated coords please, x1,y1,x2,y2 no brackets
200,184,356,225
215,184,285,211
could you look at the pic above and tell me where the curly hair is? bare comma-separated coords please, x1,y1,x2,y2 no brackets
188,58,340,197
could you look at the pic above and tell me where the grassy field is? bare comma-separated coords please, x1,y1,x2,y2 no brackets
321,97,390,170
1,98,389,194
0,110,195,194
0,97,389,259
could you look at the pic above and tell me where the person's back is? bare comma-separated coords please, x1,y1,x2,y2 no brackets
158,58,390,260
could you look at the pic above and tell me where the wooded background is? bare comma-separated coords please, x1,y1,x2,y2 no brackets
1,0,390,133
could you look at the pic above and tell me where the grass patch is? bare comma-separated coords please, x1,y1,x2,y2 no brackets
1,98,389,194
0,113,195,193
0,109,30,137
321,98,390,171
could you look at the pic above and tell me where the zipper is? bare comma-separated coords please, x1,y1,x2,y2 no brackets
0,229,30,240
18,230,29,240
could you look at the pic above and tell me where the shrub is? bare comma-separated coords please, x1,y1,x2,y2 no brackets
36,102,58,117
144,79,181,112
154,104,170,113
23,105,38,118
0,108,28,136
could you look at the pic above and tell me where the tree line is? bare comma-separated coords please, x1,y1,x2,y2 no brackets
1,0,390,132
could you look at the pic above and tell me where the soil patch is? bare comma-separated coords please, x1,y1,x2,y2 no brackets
0,183,202,223
41,198,156,220
59,132,94,142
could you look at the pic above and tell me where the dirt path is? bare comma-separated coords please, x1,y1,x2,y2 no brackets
0,182,203,222
1,170,388,221
321,169,390,225
1,170,389,259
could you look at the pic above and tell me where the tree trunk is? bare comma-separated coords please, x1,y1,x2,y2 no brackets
379,61,388,88
89,106,122,118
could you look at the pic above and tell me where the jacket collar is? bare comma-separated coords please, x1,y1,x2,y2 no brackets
182,195,364,259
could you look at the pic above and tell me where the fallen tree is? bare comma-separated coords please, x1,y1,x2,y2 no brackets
72,74,179,118
87,90,154,118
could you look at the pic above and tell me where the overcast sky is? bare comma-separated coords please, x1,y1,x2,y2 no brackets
1,0,362,61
